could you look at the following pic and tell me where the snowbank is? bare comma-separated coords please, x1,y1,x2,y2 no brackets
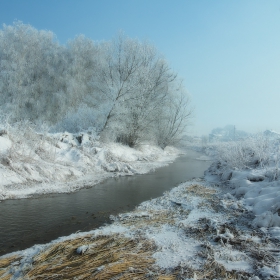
204,136,280,228
0,128,181,200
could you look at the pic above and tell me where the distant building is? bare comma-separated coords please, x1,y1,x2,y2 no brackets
209,125,248,142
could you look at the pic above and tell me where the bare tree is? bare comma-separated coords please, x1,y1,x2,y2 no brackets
155,85,193,148
96,33,177,145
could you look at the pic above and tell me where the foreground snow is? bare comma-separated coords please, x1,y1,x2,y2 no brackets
2,179,280,279
202,136,280,229
0,129,180,200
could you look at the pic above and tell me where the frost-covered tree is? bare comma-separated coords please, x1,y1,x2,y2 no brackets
95,33,178,145
0,23,193,146
95,34,153,131
154,83,193,148
66,35,99,108
0,22,69,123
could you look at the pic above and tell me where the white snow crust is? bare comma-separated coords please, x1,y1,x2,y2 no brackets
0,130,180,200
204,138,280,228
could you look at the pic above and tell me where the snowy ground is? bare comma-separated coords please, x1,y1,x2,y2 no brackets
1,179,280,279
0,128,180,200
203,137,280,229
111,180,280,279
2,136,280,279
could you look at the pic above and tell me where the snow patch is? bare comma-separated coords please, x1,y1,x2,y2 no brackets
0,129,181,200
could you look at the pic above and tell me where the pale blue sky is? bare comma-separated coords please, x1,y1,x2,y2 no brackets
1,0,280,135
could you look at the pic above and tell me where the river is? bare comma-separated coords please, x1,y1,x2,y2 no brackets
0,150,211,256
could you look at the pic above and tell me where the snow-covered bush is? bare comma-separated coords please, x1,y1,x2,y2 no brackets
4,121,57,163
215,135,271,170
205,134,280,184
204,135,280,228
51,104,105,134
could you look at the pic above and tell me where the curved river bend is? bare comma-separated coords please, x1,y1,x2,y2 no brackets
0,150,211,256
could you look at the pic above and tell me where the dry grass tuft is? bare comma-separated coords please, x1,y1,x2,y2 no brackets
186,184,217,198
0,255,20,268
0,273,13,280
185,184,223,213
119,210,176,228
1,234,175,280
0,254,20,279
156,276,176,280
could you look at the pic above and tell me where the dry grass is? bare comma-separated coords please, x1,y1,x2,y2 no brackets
0,254,20,279
185,184,217,198
156,276,176,280
0,273,14,280
0,255,20,268
200,259,250,279
119,210,176,228
184,184,221,214
1,234,176,280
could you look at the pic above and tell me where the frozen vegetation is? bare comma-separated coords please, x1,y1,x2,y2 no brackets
1,135,280,279
203,133,280,228
0,21,192,200
1,22,280,279
0,22,192,148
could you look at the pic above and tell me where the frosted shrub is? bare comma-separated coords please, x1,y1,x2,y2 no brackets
216,135,271,170
51,104,105,134
4,121,57,163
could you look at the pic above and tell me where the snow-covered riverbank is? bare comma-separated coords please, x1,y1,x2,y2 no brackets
2,137,280,279
1,178,280,279
0,128,180,201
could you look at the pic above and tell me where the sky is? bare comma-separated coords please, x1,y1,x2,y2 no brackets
1,0,280,135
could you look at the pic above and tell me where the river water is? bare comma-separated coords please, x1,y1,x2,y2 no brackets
0,150,211,256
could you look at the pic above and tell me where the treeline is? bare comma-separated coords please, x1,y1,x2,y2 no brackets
0,22,192,147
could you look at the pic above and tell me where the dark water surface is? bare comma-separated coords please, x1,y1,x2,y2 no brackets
0,150,211,256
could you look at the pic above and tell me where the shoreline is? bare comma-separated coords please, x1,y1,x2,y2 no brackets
2,177,279,279
0,137,182,201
